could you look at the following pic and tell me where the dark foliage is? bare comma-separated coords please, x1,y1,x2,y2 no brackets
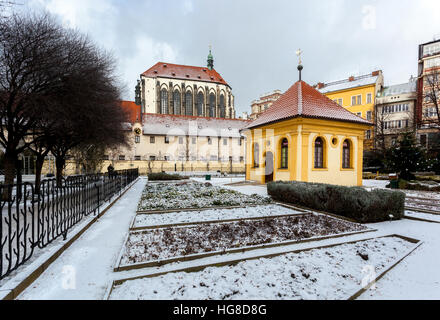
267,181,405,223
147,172,188,181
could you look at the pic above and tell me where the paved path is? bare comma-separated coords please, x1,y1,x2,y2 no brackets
17,178,146,300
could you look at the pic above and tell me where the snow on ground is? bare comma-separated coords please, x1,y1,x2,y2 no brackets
122,214,367,265
133,205,305,228
362,179,390,189
405,210,440,223
16,178,147,300
110,237,412,300
359,219,440,300
13,176,440,300
137,181,271,211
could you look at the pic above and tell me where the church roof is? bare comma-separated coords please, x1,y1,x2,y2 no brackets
245,80,372,129
142,113,250,138
142,62,229,87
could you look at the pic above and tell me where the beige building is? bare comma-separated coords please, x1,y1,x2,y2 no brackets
106,106,249,175
250,90,282,120
375,78,417,148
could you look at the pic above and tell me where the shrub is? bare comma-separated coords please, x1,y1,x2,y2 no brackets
267,181,405,223
147,172,188,181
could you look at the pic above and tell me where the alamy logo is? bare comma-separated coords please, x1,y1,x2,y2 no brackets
61,265,76,290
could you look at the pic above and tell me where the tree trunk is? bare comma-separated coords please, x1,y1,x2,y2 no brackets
34,155,45,195
2,152,16,200
55,156,65,187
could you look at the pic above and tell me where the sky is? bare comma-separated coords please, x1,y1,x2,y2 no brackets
13,0,440,116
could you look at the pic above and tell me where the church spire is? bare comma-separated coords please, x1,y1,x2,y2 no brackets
207,45,214,70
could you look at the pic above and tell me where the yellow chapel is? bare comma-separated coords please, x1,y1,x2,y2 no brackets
242,66,372,187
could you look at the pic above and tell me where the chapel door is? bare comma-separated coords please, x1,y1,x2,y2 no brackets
265,152,274,183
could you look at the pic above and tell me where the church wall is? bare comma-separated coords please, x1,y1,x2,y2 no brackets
141,76,235,118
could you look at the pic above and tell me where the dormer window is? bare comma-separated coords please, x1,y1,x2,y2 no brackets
172,72,176,76
186,74,190,78
163,64,167,67
153,70,158,74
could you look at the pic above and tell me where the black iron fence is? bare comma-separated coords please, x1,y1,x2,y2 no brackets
0,168,139,281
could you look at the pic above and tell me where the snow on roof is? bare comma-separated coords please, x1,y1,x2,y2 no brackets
380,80,417,97
245,80,372,130
318,73,380,94
142,114,250,138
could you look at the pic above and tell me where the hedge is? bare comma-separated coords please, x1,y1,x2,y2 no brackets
147,172,189,181
267,181,405,223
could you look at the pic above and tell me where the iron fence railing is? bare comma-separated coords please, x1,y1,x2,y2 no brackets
0,168,139,281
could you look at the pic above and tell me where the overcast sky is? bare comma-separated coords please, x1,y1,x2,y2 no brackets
16,0,440,115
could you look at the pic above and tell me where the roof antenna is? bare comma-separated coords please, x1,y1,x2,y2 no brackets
296,49,303,81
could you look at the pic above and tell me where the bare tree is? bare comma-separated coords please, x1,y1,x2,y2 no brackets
0,14,71,189
420,69,440,131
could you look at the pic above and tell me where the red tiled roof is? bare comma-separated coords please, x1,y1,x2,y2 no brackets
120,100,141,124
141,62,229,87
245,81,372,129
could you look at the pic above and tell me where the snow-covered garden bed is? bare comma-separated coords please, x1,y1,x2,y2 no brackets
121,214,367,265
110,236,414,300
405,197,440,212
132,205,305,229
137,181,272,211
405,210,440,223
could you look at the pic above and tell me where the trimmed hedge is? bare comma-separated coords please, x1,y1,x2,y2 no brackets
267,181,405,223
147,172,189,181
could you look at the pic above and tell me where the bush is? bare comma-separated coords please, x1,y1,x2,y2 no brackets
147,172,188,181
267,181,405,223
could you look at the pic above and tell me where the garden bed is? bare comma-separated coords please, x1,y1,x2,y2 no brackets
120,214,368,267
137,181,272,212
405,210,440,223
110,236,414,300
132,205,305,229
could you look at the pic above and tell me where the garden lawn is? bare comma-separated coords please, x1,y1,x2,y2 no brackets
137,181,271,211
121,214,368,265
111,236,413,300
133,205,305,228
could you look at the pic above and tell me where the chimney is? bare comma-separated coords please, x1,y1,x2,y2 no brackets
372,70,380,76
317,82,325,89
348,76,355,82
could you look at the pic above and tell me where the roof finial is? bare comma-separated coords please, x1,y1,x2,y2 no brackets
296,48,303,81
207,45,214,70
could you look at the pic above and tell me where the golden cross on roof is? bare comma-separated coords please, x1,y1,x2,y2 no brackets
296,48,303,65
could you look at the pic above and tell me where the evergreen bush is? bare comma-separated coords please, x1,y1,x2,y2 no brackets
147,172,188,181
267,181,405,223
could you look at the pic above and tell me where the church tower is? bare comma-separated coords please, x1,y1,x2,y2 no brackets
207,47,214,70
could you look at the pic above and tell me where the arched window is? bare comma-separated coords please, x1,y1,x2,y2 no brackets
173,90,181,115
209,93,216,117
185,91,193,116
160,89,168,114
280,138,288,169
220,94,225,118
253,143,260,168
314,137,324,168
197,92,204,116
342,139,351,169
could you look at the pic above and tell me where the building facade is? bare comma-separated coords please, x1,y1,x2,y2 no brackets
138,51,236,119
250,90,282,120
417,40,440,150
315,71,384,150
375,78,417,148
244,74,371,187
